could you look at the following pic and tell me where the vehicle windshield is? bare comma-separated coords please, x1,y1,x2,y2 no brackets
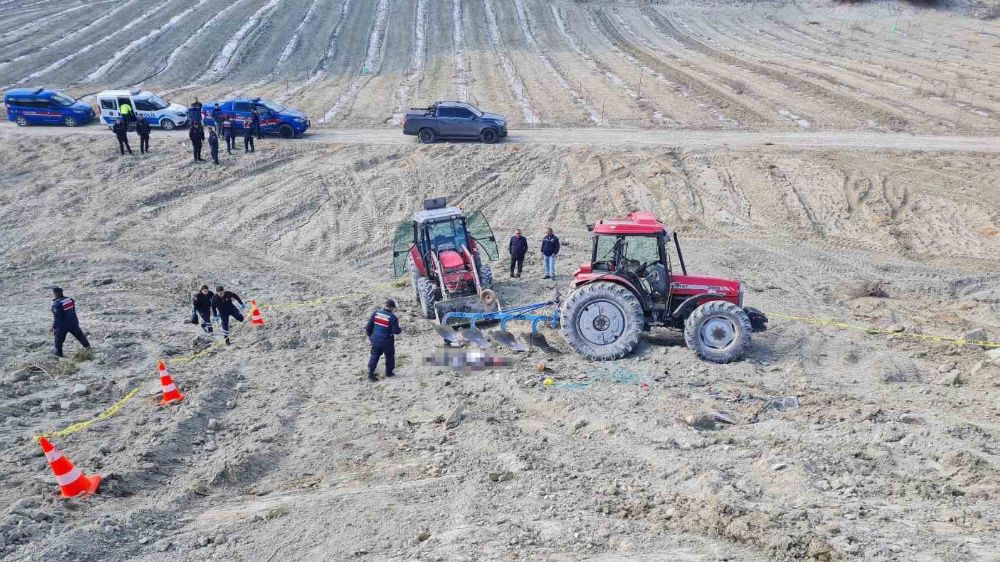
257,100,284,113
456,102,482,117
51,92,76,107
623,236,661,269
594,235,619,264
146,95,170,110
426,218,469,251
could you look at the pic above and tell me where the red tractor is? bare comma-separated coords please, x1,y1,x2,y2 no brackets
561,212,767,363
392,198,499,321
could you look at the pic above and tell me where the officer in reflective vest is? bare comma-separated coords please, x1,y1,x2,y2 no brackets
365,299,402,382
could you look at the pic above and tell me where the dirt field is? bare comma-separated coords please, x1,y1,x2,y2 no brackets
2,1,1000,561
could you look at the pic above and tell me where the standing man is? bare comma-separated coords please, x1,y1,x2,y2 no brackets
211,285,245,345
188,97,203,125
210,103,223,131
251,106,262,139
222,118,235,154
187,285,215,334
189,122,205,162
540,228,560,279
208,126,220,165
51,287,91,358
119,100,134,127
243,119,255,153
112,118,132,155
365,299,402,382
508,229,528,278
136,117,151,154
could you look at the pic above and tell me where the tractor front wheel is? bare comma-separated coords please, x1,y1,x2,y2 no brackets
560,282,644,360
415,275,437,319
683,300,753,363
479,264,494,290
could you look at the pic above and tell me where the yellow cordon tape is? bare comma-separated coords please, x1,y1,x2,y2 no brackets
34,387,141,441
767,311,1000,349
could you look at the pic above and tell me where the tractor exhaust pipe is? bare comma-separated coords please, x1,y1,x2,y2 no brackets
673,232,687,275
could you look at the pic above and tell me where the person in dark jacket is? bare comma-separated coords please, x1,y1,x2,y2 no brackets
51,287,91,357
135,118,151,154
189,122,205,162
188,97,203,125
187,285,215,333
251,106,262,139
365,299,402,382
540,228,560,279
243,119,255,153
112,118,132,155
208,126,220,165
210,103,223,130
508,229,528,278
211,285,245,345
222,118,235,154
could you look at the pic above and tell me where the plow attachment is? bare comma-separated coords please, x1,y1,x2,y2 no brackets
437,300,561,352
435,292,500,325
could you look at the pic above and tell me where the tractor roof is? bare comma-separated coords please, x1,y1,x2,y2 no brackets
593,211,671,236
413,206,464,223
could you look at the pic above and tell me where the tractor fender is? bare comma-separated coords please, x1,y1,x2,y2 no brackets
670,293,726,320
572,275,644,308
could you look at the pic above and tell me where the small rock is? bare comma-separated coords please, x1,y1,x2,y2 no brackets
986,348,1000,362
445,407,464,430
935,371,962,386
204,442,217,452
573,419,588,431
535,363,546,373
71,383,88,397
98,442,112,455
214,534,227,545
197,536,210,547
225,400,236,409
417,530,431,543
887,325,905,333
489,471,514,483
963,328,988,343
60,400,77,411
207,419,223,431
686,413,718,430
153,539,171,552
432,414,445,424
899,414,925,425
771,462,788,471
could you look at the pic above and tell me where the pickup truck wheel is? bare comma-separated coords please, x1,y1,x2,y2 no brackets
160,119,176,131
278,124,294,138
418,128,436,144
14,115,28,127
480,128,499,144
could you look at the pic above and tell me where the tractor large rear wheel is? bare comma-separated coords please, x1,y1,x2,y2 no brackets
560,282,644,360
683,300,753,363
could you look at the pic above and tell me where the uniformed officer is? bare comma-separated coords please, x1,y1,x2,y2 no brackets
243,119,255,153
136,117,151,154
51,287,91,357
208,126,220,165
211,285,245,345
251,106,263,139
222,118,236,154
365,299,402,382
189,122,205,162
112,118,132,155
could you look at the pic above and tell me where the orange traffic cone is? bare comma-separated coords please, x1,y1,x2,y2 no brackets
249,300,265,326
39,437,101,498
158,360,185,406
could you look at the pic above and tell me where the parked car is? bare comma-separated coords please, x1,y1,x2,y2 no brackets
201,98,309,138
95,89,189,130
403,101,508,144
4,88,95,127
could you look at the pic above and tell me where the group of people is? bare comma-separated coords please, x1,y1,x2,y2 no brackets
111,97,263,163
508,228,560,279
187,284,247,345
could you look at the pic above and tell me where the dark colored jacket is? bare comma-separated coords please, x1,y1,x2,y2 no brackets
211,108,223,125
541,234,560,257
112,122,128,140
52,297,80,329
365,308,402,344
192,291,215,315
243,122,254,138
211,291,243,314
189,126,204,143
188,102,202,123
208,131,219,149
223,120,234,137
251,110,260,128
135,119,150,137
509,235,528,258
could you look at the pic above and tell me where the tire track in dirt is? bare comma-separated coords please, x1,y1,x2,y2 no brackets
0,0,138,76
512,0,598,123
0,0,107,49
387,0,428,125
87,0,214,84
13,0,178,85
273,0,352,104
481,0,536,124
204,0,286,81
589,8,767,128
452,0,469,101
322,0,390,123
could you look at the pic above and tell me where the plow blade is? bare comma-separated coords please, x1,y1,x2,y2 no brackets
460,328,491,349
490,330,528,352
434,325,464,346
522,332,561,354
435,295,500,326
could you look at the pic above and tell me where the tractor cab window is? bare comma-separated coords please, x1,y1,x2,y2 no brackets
425,219,469,252
622,236,661,270
592,235,619,271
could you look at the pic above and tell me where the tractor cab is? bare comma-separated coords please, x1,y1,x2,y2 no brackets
392,198,499,320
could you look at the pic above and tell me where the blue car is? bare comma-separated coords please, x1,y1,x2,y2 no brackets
4,88,95,127
202,98,309,138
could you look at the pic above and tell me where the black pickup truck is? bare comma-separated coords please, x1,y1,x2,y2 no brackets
403,101,508,144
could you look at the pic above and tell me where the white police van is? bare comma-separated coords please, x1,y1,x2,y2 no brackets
95,89,189,130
